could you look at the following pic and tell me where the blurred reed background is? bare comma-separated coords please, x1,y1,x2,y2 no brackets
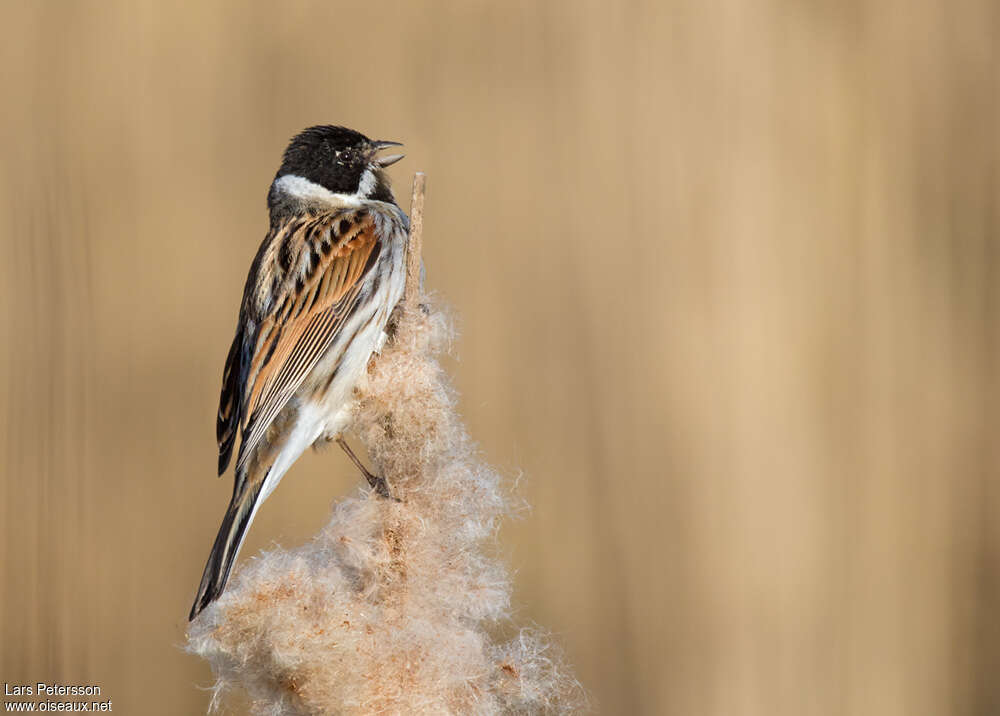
1,0,997,714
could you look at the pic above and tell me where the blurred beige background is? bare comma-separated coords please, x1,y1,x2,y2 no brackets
1,0,998,714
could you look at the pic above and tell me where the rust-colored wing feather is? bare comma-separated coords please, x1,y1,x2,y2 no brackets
215,209,380,478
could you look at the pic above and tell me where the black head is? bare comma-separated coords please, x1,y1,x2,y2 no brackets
270,125,403,207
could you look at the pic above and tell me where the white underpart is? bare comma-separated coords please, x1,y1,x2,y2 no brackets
238,402,329,561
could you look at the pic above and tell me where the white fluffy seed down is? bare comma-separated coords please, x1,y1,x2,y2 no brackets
186,300,585,715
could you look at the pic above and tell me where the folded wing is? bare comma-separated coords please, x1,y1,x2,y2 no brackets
215,209,380,481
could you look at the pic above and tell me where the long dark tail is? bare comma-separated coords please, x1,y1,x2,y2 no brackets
189,478,265,621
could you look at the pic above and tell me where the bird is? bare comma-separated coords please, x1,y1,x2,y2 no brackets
189,125,409,621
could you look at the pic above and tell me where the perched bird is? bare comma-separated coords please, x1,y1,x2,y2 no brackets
189,125,409,620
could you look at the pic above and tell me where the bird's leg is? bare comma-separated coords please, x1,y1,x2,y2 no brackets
336,437,392,499
383,303,405,341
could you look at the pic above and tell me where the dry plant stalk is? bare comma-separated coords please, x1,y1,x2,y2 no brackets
187,174,584,715
404,171,426,310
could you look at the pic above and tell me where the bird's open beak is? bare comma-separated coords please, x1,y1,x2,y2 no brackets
372,140,405,168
